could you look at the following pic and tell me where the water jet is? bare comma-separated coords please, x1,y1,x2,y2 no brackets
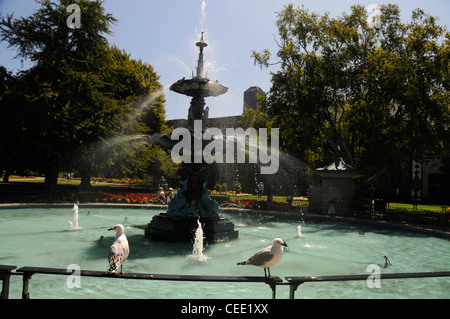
69,202,81,230
296,225,302,237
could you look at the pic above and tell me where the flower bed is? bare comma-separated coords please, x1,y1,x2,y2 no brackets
100,192,159,204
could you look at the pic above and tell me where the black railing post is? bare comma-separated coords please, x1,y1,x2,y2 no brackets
287,280,303,299
264,277,282,299
0,265,17,299
21,271,34,299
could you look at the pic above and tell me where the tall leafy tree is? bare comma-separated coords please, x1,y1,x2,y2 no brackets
74,46,172,186
0,0,117,184
0,1,173,186
252,4,449,194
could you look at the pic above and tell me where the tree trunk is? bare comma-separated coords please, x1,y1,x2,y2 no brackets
79,172,92,189
44,168,59,185
2,170,10,182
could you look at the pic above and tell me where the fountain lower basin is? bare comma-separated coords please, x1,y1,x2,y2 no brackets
0,206,449,299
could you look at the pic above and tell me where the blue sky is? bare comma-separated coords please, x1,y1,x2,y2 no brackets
1,0,449,120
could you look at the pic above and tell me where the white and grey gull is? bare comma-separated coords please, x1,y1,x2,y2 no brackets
107,224,129,274
237,238,287,278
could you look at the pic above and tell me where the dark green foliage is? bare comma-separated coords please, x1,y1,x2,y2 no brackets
0,0,176,185
252,4,450,190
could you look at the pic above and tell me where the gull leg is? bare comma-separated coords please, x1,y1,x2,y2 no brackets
268,267,277,279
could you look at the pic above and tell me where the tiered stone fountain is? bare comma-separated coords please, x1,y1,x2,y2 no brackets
145,33,238,243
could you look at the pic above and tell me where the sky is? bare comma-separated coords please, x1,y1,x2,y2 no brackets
1,0,449,120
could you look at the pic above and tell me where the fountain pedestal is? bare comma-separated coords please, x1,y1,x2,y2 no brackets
145,215,238,243
145,163,238,242
144,33,238,243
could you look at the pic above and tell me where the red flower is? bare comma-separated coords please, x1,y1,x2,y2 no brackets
100,192,158,203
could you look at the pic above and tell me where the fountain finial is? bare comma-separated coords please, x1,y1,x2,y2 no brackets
195,32,208,78
196,32,208,51
169,31,227,97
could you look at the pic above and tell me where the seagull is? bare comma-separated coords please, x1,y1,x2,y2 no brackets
107,224,129,274
237,238,288,278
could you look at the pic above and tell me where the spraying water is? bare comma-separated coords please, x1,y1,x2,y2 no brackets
132,85,168,113
196,1,208,38
189,218,209,262
105,134,146,146
296,225,302,237
69,202,81,230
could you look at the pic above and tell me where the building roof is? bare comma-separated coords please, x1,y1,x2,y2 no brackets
244,86,264,93
314,158,362,179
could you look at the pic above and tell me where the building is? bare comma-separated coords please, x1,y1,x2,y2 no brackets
412,157,447,203
309,158,362,216
243,86,265,113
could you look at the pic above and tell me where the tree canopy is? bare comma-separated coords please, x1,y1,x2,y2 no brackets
252,4,450,193
0,0,175,185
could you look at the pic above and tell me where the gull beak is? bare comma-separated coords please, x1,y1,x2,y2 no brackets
108,227,114,231
282,241,288,247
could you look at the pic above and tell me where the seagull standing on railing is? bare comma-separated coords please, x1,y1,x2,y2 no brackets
107,224,129,274
237,238,288,278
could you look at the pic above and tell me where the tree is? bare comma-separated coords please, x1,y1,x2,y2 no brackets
252,4,449,194
0,1,174,186
0,0,117,184
71,46,171,187
0,66,28,181
239,107,271,131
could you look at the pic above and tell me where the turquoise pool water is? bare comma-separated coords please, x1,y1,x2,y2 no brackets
0,206,449,299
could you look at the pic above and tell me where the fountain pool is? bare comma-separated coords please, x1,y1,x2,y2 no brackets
0,206,449,299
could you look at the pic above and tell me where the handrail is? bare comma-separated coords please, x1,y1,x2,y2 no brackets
285,271,450,299
15,266,282,299
2,264,450,299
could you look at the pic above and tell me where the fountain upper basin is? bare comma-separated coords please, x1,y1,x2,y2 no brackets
169,77,228,97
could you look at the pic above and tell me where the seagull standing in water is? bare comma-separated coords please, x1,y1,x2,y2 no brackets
107,224,129,274
237,238,288,278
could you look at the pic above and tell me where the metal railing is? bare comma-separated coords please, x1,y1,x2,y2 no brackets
285,271,450,299
1,264,449,299
14,266,282,299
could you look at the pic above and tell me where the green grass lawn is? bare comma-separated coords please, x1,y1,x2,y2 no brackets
6,176,127,187
7,176,81,185
211,193,308,206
